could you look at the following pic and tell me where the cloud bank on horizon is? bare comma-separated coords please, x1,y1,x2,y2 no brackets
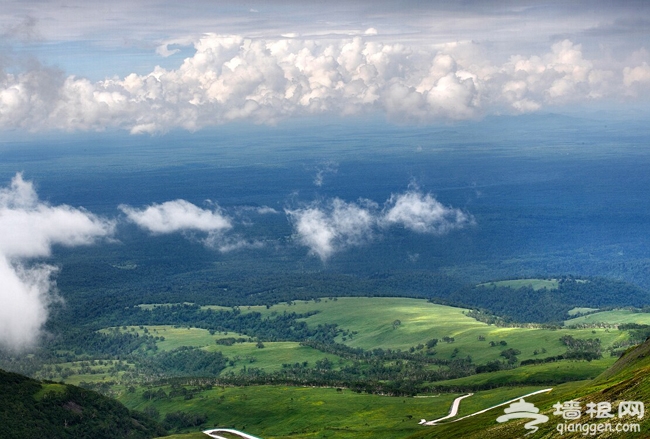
0,174,114,351
0,1,649,133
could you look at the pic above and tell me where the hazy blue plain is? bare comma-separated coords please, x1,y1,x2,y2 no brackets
3,113,650,300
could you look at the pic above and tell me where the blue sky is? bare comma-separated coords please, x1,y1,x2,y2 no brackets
0,0,649,133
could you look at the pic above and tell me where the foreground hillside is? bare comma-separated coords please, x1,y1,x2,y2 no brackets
411,337,650,438
0,368,165,439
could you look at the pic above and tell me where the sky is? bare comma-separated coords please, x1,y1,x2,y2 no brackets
0,0,649,134
1,1,650,350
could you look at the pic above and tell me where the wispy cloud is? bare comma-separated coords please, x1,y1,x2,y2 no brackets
287,188,472,260
286,198,376,260
0,173,114,350
119,199,265,252
119,199,231,234
382,188,473,234
313,162,338,187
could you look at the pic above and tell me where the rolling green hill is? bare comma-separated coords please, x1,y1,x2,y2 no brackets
0,368,165,439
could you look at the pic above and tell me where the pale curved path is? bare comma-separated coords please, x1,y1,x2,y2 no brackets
419,393,474,425
204,428,262,439
419,387,553,426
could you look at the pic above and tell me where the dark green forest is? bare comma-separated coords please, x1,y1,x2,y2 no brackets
0,368,165,439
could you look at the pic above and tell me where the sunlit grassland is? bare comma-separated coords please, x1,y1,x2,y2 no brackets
121,384,547,439
100,325,346,374
407,380,590,439
203,342,346,374
565,309,650,326
52,299,633,386
430,357,617,393
102,325,247,351
235,298,628,364
567,307,599,316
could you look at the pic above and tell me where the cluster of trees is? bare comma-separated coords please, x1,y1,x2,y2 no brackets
161,411,208,431
99,305,342,343
139,347,229,377
559,335,602,360
434,277,650,323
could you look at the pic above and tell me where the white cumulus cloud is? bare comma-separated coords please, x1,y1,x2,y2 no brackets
0,36,646,133
287,188,472,260
119,199,231,234
119,199,264,252
0,173,114,351
382,189,473,234
286,198,375,261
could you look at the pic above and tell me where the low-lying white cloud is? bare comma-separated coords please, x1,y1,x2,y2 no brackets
119,199,231,234
0,173,114,351
286,198,375,261
382,190,473,234
119,199,265,252
287,189,472,260
0,35,648,133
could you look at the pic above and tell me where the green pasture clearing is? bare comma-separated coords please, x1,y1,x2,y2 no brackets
121,384,542,439
477,278,559,290
104,325,249,351
237,298,627,364
430,357,616,392
33,359,135,385
33,383,67,400
62,371,129,386
567,307,599,316
137,302,202,310
204,342,345,374
565,309,650,326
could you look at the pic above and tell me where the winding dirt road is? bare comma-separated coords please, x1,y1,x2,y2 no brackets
203,428,262,439
419,393,474,425
419,387,553,426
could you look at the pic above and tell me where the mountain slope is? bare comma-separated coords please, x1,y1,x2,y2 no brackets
409,338,650,438
0,368,166,439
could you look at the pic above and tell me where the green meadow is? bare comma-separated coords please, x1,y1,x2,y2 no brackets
565,309,650,326
233,298,628,364
123,383,552,439
53,298,634,385
35,297,650,438
431,357,616,392
477,278,560,291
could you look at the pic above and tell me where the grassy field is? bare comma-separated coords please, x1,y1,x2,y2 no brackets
430,357,617,392
204,342,345,375
567,307,599,316
101,326,246,351
43,298,635,389
122,383,554,439
476,278,559,290
411,338,650,438
233,298,628,364
35,297,650,438
565,309,650,326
